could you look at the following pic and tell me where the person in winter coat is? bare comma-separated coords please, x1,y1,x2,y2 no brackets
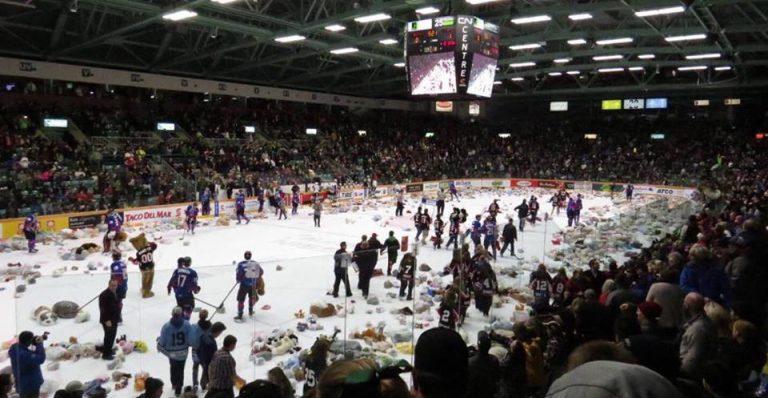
9,331,46,398
197,322,226,391
514,200,529,232
500,218,518,257
355,241,377,298
382,231,400,276
679,245,731,307
157,307,196,396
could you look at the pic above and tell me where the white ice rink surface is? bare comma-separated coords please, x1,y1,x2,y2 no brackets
0,189,622,396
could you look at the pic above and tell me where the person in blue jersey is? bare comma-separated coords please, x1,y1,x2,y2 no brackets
9,331,46,398
185,202,199,235
574,194,584,225
200,188,211,216
468,215,483,249
234,189,249,224
168,257,200,320
110,251,128,323
157,306,196,396
102,207,123,253
256,185,265,213
235,251,264,321
482,215,498,261
449,181,460,202
291,191,300,215
566,197,578,227
22,212,38,253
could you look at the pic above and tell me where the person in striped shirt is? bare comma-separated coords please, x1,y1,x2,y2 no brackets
207,335,245,398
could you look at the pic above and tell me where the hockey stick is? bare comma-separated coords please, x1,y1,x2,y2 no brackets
208,281,239,321
75,293,101,312
194,297,225,313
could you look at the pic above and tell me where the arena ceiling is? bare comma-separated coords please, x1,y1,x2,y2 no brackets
0,0,767,99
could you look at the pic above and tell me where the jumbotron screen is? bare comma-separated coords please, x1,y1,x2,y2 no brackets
405,15,500,99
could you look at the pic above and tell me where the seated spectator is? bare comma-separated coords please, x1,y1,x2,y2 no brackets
412,327,468,398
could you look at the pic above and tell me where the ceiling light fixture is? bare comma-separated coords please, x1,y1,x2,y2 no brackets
211,0,239,4
509,62,536,67
568,13,593,21
553,58,571,64
598,67,625,73
566,70,581,75
548,72,563,76
628,66,645,71
379,38,398,45
665,33,707,42
508,43,542,50
638,54,655,59
393,62,405,67
274,34,306,43
511,77,525,81
593,54,623,61
330,47,359,55
415,6,440,15
635,6,686,17
568,38,587,45
162,9,198,21
686,53,721,60
678,65,708,71
511,15,551,24
595,37,633,45
324,24,346,32
715,65,732,71
354,13,391,23
466,0,502,4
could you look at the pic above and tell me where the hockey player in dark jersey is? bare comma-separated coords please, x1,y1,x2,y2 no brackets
445,210,461,250
185,202,199,235
418,209,432,245
438,286,460,330
235,251,264,321
235,190,250,224
528,196,540,226
291,191,300,216
23,212,38,253
413,207,422,241
110,251,128,322
398,252,416,300
168,257,200,320
432,216,445,249
200,188,211,216
129,241,158,298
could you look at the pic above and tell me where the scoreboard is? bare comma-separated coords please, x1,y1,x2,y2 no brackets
405,16,500,98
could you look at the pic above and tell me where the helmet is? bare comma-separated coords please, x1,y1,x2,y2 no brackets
177,257,185,267
112,251,121,260
184,257,192,267
244,251,252,260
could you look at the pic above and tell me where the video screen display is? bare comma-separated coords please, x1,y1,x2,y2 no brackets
550,101,568,112
623,99,645,110
602,100,622,110
244,126,256,133
646,98,668,109
157,122,175,131
43,118,68,128
409,52,457,96
466,53,496,98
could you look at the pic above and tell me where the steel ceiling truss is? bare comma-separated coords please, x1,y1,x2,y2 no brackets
0,0,766,98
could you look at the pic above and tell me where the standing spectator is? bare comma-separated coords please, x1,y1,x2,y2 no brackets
466,331,500,398
679,292,717,379
646,268,685,337
312,199,322,227
585,259,606,293
529,264,553,314
206,335,246,398
331,242,352,298
98,279,120,360
9,331,46,398
680,245,731,307
198,322,227,391
158,307,195,396
395,189,405,217
500,217,517,258
412,328,468,398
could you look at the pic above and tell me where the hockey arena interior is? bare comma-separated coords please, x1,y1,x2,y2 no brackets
0,0,767,398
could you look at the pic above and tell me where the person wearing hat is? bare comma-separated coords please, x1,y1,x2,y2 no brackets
9,331,46,398
413,328,469,398
98,278,120,360
637,301,663,335
137,378,163,398
158,306,195,396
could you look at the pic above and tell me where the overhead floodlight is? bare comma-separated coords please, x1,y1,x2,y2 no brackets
466,0,502,4
665,33,707,42
162,9,197,21
568,38,587,45
416,6,440,15
553,58,571,64
498,133,511,138
493,81,503,85
596,37,633,45
379,38,398,45
274,34,306,43
509,62,536,67
686,53,721,60
211,0,239,4
593,54,623,61
635,6,686,17
511,15,551,24
715,65,732,71
638,54,655,59
569,13,593,21
330,47,359,55
511,77,525,81
566,70,581,75
354,13,391,23
509,43,542,50
393,62,406,67
325,24,346,32
548,72,563,76
628,66,645,71
678,65,708,71
598,67,624,73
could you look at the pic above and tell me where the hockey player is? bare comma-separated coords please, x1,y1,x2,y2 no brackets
529,196,540,226
448,181,460,202
234,190,250,224
398,252,416,300
418,209,432,245
291,191,300,216
103,208,123,253
129,241,158,298
514,199,529,232
235,251,264,321
574,194,584,225
185,202,199,235
110,251,128,323
395,189,405,217
625,184,634,201
200,188,211,216
566,197,578,227
382,231,400,276
482,215,498,260
168,257,200,320
23,212,38,253
549,194,559,216
446,213,460,250
436,188,446,217
500,217,518,258
437,287,460,330
488,199,500,218
256,185,265,212
433,216,445,249
468,215,483,248
413,207,423,240
275,190,288,220
529,264,553,314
